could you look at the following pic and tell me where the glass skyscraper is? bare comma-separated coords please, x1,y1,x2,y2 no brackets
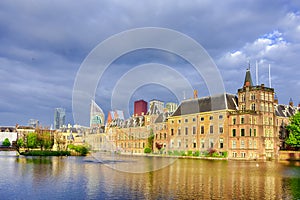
54,108,66,129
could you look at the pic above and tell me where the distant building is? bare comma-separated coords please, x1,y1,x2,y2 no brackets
90,100,105,128
165,102,178,113
0,127,17,146
148,99,164,115
54,108,66,129
134,100,147,116
28,119,39,128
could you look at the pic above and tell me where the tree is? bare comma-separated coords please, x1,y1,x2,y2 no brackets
27,132,38,149
286,112,300,150
147,129,154,152
2,138,11,147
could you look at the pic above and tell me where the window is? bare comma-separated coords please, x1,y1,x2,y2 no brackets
178,128,181,135
241,140,245,148
254,129,257,137
232,129,236,137
219,126,223,134
254,141,257,148
178,120,181,123
233,152,237,157
201,139,205,148
185,118,188,123
233,118,236,125
210,125,214,134
241,117,244,124
232,141,236,149
241,94,245,102
192,118,196,122
185,127,188,135
200,117,204,121
241,152,246,158
251,93,255,100
209,116,213,120
241,129,245,136
219,115,223,120
178,140,181,147
251,103,256,111
220,138,224,149
250,128,252,136
171,120,174,123
171,128,174,136
241,104,246,111
164,133,166,139
192,126,196,135
193,141,197,148
249,140,252,148
185,139,188,148
209,139,214,148
201,126,204,134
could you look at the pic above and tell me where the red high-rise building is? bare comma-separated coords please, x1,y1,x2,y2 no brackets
134,100,148,116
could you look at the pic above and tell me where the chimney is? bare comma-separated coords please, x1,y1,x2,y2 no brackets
193,90,198,99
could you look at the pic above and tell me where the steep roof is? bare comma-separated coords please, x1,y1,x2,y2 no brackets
275,104,300,118
243,69,253,87
172,93,237,116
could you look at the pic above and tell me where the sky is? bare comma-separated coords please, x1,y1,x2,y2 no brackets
1,0,300,127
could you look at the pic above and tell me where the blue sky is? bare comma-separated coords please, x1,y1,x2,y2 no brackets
1,1,300,127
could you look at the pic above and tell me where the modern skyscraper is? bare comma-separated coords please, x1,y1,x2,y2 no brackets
28,119,39,128
54,108,66,129
90,100,105,128
134,100,148,116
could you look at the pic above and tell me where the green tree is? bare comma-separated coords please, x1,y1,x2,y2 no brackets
147,129,154,152
37,131,53,150
27,132,38,149
2,138,11,147
286,112,300,149
15,138,25,154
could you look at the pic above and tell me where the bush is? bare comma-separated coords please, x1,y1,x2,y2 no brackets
212,152,219,157
173,150,181,156
2,138,11,147
180,151,186,156
68,144,89,156
20,150,70,156
187,150,193,156
167,150,173,155
144,147,151,154
194,150,200,157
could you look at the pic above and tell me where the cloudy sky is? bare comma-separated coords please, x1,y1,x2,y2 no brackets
1,0,300,127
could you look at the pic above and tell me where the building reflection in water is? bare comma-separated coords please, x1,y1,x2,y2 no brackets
10,154,300,199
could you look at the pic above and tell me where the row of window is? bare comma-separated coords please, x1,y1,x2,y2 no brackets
232,128,257,137
232,140,257,149
171,115,224,124
171,125,224,136
120,142,146,149
170,138,224,149
240,93,273,102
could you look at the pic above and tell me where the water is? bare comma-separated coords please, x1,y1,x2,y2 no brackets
0,151,300,200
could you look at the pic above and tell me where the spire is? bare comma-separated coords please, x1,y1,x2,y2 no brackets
243,68,253,87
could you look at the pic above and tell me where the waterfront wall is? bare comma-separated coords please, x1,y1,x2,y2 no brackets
279,151,300,161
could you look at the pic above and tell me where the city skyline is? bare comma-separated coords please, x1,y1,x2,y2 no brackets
1,1,300,126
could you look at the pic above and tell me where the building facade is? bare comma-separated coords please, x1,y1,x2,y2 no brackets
134,100,148,116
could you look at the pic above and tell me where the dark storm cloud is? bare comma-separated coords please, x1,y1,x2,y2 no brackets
0,0,299,126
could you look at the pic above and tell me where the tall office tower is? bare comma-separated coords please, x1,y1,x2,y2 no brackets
134,100,148,116
54,108,66,129
149,99,164,115
90,100,105,128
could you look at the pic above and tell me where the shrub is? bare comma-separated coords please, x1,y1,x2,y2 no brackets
20,150,70,156
2,138,11,147
180,151,186,156
194,150,200,157
68,144,89,156
167,151,173,155
173,150,181,156
212,152,219,157
144,147,151,154
187,150,193,156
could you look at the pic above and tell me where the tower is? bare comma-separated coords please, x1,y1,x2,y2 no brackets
90,100,105,128
134,100,148,116
54,108,66,129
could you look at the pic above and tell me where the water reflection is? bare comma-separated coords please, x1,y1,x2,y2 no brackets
0,152,299,199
